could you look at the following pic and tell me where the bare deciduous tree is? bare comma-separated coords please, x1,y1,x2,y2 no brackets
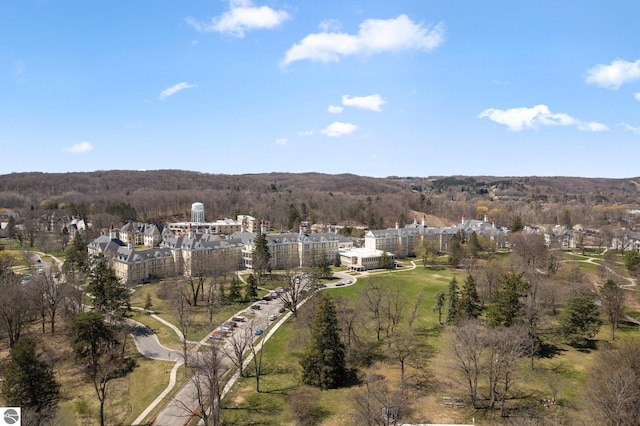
334,295,361,362
177,342,225,426
223,326,252,378
451,318,486,409
0,256,32,348
247,320,267,393
478,258,506,305
487,324,530,416
351,373,408,426
588,340,640,426
278,262,308,318
509,232,548,273
32,270,62,334
360,280,384,342
600,279,624,341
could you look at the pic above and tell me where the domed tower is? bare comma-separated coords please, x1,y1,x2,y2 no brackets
191,202,205,223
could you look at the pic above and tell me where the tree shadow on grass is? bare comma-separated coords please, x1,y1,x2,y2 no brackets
538,342,567,359
260,384,299,395
342,367,362,387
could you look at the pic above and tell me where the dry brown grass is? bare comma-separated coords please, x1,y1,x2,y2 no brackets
0,317,180,426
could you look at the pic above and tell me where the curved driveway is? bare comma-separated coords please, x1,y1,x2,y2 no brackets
131,264,416,425
127,319,181,361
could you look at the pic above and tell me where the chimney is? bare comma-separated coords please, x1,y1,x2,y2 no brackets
492,221,496,229
422,215,427,228
462,215,465,225
188,223,194,239
261,219,267,234
395,219,399,229
128,236,133,250
109,224,115,239
484,213,488,223
299,224,304,235
413,216,418,226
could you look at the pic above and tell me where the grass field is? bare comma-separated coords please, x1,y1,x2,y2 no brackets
219,266,463,425
215,260,640,425
3,246,640,425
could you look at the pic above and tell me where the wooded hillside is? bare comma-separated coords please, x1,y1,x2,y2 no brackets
1,170,639,232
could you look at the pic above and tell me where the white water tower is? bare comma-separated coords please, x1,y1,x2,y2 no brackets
191,202,205,223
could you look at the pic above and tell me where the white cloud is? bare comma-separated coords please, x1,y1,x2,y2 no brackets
622,122,640,135
281,14,444,66
69,141,93,154
635,92,640,101
478,104,608,132
298,129,315,136
328,105,343,114
342,94,386,111
186,0,289,38
585,59,640,90
321,122,358,137
577,122,609,132
319,19,341,32
159,82,195,100
275,137,288,145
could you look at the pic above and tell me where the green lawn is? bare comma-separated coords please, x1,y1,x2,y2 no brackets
220,266,456,425
130,281,262,342
215,261,640,425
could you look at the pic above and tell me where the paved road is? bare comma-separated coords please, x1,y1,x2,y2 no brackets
135,270,365,425
150,296,289,426
127,319,182,361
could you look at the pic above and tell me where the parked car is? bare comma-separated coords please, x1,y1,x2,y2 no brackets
255,327,264,336
335,281,345,286
269,314,277,321
251,305,261,310
210,329,228,339
223,321,238,328
244,309,256,315
232,316,246,322
278,307,286,313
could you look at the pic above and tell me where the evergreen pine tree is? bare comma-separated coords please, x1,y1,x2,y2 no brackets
468,231,482,256
228,276,242,302
446,277,459,324
245,274,258,300
560,296,602,347
448,231,465,267
1,337,60,424
63,233,88,272
300,293,347,389
510,215,524,232
252,231,271,286
433,291,446,324
457,274,481,319
487,273,527,327
86,255,128,316
144,293,153,312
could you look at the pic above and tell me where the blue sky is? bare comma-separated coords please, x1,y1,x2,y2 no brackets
2,1,640,178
